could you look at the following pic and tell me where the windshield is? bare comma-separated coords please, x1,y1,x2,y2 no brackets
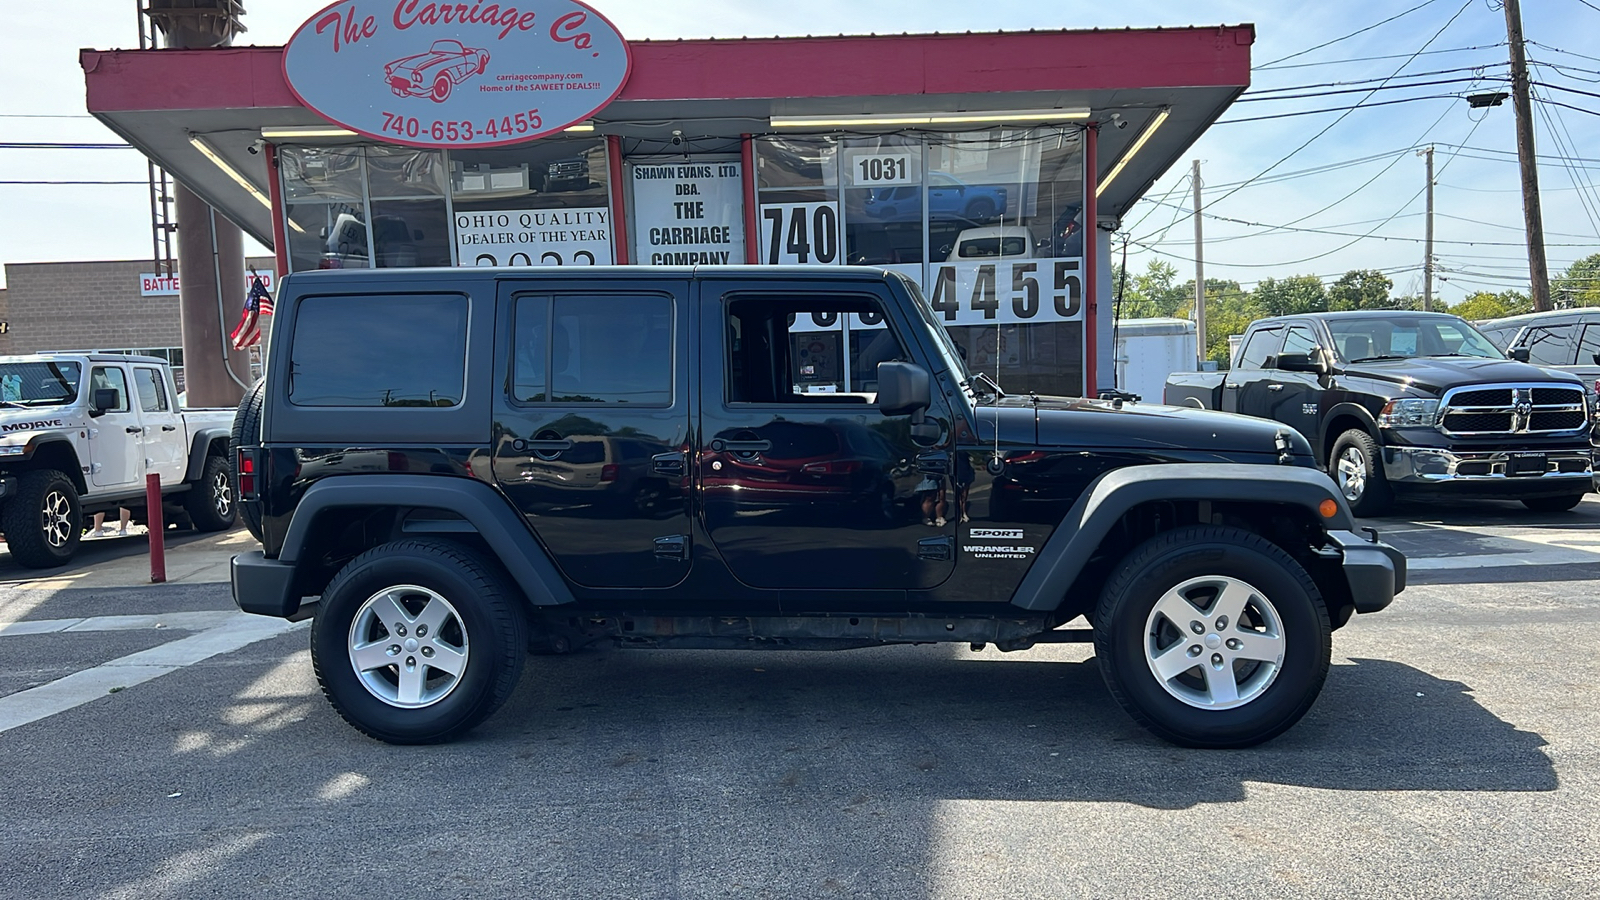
894,274,976,394
1326,316,1504,362
0,361,81,407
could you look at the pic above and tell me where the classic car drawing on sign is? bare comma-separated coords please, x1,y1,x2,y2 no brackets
384,41,490,103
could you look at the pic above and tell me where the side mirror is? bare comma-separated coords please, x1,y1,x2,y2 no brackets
877,361,931,417
1277,351,1321,373
1510,346,1531,363
90,388,119,417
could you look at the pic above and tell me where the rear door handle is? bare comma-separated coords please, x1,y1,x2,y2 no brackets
525,439,573,452
161,425,177,432
1267,384,1284,392
125,426,143,434
711,439,772,453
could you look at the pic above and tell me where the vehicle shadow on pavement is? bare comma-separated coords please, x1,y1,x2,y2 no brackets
0,639,1556,898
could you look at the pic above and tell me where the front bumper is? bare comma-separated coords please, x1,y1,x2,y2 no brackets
1326,529,1406,614
1382,445,1593,497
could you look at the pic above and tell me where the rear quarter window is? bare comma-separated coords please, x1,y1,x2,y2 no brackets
289,294,468,407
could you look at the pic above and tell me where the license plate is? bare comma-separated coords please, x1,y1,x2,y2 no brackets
1507,452,1548,476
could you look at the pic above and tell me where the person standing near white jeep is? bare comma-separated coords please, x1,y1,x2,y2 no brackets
0,353,239,567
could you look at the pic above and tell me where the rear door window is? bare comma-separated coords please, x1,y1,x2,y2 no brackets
1235,328,1281,370
510,294,673,406
289,294,469,407
1579,324,1600,366
1524,324,1576,366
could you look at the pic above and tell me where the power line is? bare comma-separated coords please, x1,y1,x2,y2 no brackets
1236,74,1509,104
1204,0,1476,202
1258,0,1444,68
1255,43,1508,71
0,180,146,185
1241,65,1508,96
0,142,131,150
1527,40,1600,65
1217,93,1477,125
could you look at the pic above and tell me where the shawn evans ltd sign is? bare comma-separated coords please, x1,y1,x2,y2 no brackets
282,1,632,148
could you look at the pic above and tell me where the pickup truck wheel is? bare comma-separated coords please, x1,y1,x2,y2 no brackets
1522,494,1585,513
1,469,82,568
184,455,237,532
229,381,265,541
311,539,526,744
1093,525,1331,748
1330,429,1392,516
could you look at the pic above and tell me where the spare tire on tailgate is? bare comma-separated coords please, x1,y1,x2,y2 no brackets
230,380,266,542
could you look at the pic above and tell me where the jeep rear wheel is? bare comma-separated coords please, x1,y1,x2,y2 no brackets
1,469,82,568
311,539,526,744
1093,525,1331,748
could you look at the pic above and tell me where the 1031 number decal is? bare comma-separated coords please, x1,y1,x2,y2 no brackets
928,260,1084,326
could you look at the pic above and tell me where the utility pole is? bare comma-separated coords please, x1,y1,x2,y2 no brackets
1504,0,1552,311
1192,160,1207,369
1419,145,1434,311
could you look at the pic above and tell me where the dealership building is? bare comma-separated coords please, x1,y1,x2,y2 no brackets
81,9,1251,398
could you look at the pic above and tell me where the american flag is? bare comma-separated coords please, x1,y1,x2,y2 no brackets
230,274,275,350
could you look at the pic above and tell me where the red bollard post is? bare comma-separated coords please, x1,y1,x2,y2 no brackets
146,472,166,584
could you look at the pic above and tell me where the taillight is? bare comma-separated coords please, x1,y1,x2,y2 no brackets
237,449,255,497
600,464,620,482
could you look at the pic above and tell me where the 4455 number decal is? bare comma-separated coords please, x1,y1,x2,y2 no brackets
928,259,1083,327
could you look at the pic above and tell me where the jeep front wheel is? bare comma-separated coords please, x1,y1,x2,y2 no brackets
1,469,82,568
311,539,526,744
1093,525,1331,748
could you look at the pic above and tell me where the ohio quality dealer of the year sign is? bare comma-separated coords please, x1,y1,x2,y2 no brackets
283,1,632,148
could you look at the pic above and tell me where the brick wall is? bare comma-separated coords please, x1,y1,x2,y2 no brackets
1,257,274,356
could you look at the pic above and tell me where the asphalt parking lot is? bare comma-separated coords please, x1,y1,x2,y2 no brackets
2,503,1599,899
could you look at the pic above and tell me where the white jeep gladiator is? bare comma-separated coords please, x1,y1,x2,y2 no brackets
0,353,238,568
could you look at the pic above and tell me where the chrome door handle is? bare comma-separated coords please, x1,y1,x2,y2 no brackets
1267,384,1284,392
1224,383,1241,390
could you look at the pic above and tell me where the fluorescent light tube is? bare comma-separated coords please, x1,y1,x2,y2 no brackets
770,109,1090,128
188,135,272,210
1097,107,1169,197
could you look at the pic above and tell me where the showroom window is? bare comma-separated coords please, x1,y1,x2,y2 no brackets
451,138,613,266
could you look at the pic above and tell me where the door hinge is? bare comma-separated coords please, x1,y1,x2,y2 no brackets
918,536,954,561
653,534,689,562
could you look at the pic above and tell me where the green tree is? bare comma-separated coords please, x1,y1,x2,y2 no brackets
1173,279,1254,367
1450,289,1532,322
1327,269,1394,310
1253,275,1328,317
1122,260,1189,318
1554,253,1600,308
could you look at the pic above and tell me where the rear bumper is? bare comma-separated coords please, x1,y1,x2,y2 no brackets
1326,529,1406,614
231,551,302,618
1382,445,1593,498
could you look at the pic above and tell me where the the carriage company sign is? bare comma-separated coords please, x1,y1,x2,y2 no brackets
282,1,632,148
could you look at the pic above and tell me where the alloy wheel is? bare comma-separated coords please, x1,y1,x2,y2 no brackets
1143,575,1286,710
347,584,470,709
41,489,73,549
1336,446,1367,503
212,468,233,519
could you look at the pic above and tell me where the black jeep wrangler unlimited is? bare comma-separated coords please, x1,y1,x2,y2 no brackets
230,266,1403,748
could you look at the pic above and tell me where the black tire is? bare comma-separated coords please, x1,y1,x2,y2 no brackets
184,454,237,532
965,197,997,221
1522,494,1586,513
1329,428,1392,517
229,380,265,541
1093,525,1332,749
1,469,82,568
311,539,527,744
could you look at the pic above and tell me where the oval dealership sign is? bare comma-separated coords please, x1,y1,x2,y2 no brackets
283,1,631,148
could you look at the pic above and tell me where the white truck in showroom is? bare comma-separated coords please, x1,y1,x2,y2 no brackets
0,353,238,568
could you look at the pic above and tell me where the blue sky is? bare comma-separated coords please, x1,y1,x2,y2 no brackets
2,0,1596,301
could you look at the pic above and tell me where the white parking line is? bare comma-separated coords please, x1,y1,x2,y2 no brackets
1406,549,1600,570
0,614,307,735
0,610,239,638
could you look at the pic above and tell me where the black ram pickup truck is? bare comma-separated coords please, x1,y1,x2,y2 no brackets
229,266,1402,749
1166,310,1596,516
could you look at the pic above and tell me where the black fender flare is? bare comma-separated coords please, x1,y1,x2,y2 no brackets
19,435,88,494
278,474,575,607
1009,464,1355,612
1318,402,1381,460
184,428,231,482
